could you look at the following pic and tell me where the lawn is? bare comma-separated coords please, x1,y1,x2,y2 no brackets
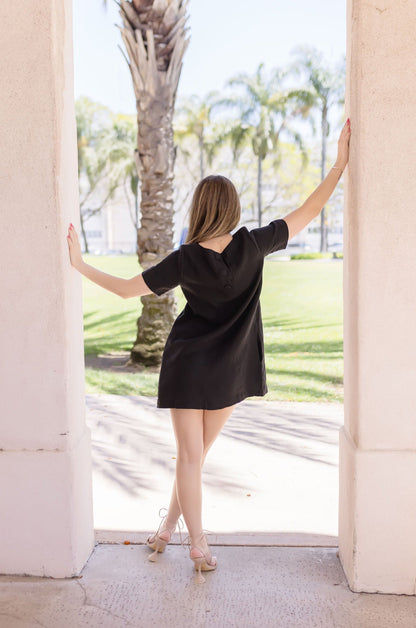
82,254,343,402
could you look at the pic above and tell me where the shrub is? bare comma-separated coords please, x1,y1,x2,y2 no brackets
291,252,331,260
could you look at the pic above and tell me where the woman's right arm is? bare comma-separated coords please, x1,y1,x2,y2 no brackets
283,119,351,241
67,223,153,298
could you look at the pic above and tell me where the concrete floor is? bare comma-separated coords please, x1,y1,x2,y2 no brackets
1,544,416,628
2,395,416,626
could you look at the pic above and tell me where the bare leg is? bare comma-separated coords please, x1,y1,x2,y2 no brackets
163,405,236,546
170,408,205,545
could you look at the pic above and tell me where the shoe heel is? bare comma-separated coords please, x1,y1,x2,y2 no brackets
192,557,206,584
147,538,167,562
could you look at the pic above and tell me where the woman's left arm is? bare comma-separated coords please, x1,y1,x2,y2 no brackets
66,223,152,298
283,119,351,240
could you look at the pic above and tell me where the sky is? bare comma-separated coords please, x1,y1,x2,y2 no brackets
72,0,346,116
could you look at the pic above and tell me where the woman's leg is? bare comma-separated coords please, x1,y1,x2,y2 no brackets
163,405,236,540
202,404,236,461
169,408,205,544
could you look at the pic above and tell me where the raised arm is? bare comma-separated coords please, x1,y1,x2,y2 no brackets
283,119,351,241
66,223,152,298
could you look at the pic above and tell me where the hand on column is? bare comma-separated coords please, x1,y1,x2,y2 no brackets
67,223,83,270
335,119,351,170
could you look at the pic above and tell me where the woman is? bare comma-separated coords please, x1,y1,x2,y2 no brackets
67,119,351,583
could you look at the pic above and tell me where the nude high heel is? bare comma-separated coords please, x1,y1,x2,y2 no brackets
146,507,184,562
182,531,218,583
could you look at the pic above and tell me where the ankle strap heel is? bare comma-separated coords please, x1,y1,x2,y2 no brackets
181,530,218,583
146,508,183,562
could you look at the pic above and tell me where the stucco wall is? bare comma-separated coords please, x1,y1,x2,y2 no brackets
0,0,94,576
339,0,416,594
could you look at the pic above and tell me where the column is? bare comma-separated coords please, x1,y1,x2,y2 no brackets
0,0,94,576
340,0,416,593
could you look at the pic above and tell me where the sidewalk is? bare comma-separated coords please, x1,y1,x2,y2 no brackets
2,396,416,627
2,544,416,628
87,394,343,541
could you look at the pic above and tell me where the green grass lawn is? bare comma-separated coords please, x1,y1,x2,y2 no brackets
82,254,343,402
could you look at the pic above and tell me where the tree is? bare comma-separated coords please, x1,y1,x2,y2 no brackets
290,45,345,252
174,93,222,180
111,114,141,231
220,63,315,227
102,0,190,366
76,97,136,252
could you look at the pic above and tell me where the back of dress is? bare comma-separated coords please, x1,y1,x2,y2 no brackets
142,218,289,410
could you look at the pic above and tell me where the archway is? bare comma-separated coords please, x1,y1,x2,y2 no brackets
1,0,415,594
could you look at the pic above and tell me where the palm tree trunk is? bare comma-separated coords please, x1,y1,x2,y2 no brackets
80,212,89,254
119,0,189,365
320,103,328,253
134,185,139,231
198,134,204,180
257,153,263,228
132,93,177,364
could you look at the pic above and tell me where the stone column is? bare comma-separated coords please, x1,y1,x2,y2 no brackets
0,1,94,576
339,0,416,594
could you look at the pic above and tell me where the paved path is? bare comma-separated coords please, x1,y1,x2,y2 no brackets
3,397,416,627
87,394,343,542
2,545,416,628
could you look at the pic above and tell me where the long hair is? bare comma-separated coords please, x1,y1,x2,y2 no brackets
185,175,241,244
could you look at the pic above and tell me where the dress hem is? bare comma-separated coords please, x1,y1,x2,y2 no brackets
156,387,268,411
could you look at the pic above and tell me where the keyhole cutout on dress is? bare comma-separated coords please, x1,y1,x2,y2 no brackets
197,234,234,255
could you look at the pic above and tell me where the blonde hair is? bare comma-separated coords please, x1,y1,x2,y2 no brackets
185,175,241,245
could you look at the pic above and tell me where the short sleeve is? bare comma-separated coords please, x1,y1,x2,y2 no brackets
249,218,289,257
142,249,181,296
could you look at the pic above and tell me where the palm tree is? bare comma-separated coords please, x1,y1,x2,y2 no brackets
104,0,190,365
110,113,140,231
220,63,314,228
174,93,222,180
76,97,135,253
290,45,345,252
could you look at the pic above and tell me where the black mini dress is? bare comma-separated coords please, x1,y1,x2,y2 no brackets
142,218,289,410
